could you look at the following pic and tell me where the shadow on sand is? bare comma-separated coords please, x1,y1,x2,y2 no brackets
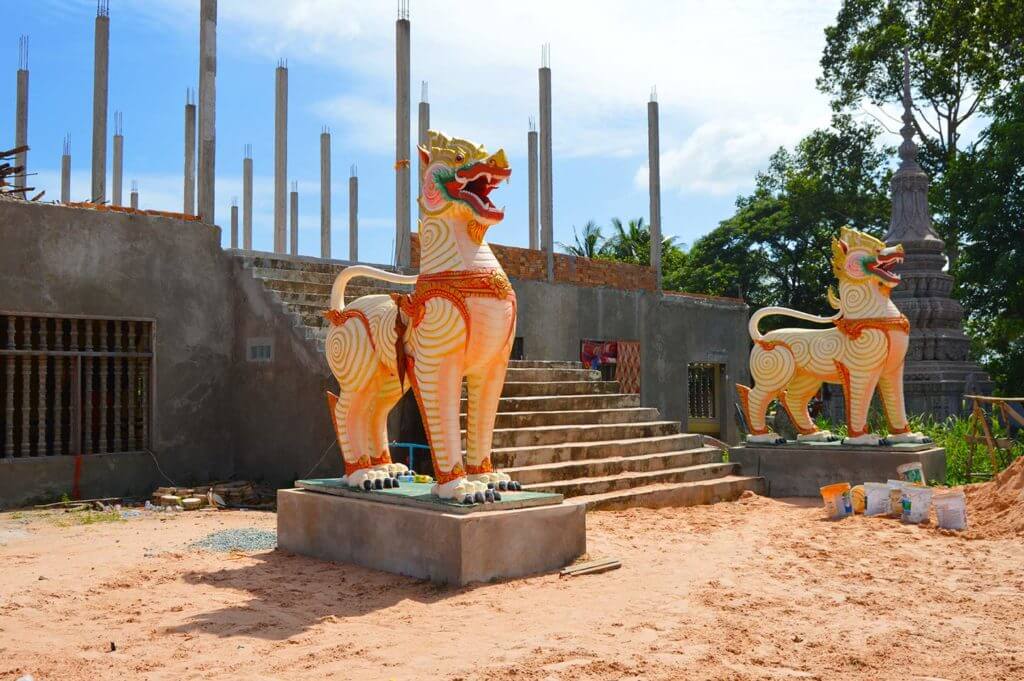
167,548,482,640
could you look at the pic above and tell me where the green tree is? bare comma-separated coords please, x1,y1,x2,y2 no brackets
817,0,1024,260
945,85,1024,393
678,116,892,314
558,220,605,259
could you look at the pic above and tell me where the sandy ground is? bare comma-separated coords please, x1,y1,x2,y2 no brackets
1,495,1023,681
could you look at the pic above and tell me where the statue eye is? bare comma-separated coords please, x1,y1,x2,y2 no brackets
455,154,464,162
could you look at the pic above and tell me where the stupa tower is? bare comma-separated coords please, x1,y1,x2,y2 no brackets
884,51,990,417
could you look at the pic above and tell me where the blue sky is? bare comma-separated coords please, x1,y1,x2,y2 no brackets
4,0,849,266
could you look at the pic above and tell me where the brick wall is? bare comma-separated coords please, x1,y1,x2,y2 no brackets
410,234,658,292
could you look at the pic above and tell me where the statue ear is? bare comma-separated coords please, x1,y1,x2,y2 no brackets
417,145,431,167
836,237,849,254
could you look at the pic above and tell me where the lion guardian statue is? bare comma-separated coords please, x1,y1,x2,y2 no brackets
736,227,931,446
322,131,520,504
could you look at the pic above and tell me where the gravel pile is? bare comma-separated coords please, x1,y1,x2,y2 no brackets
191,528,277,552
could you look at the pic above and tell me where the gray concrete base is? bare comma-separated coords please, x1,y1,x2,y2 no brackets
277,488,586,585
729,444,946,497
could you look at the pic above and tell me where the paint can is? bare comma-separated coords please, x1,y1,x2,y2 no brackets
901,485,934,524
864,482,891,516
887,480,910,518
820,482,853,520
897,462,926,486
933,490,968,530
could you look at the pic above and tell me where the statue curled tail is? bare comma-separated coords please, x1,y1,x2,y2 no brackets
329,265,418,311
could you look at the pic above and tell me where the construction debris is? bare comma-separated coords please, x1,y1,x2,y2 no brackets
151,481,276,510
560,557,622,577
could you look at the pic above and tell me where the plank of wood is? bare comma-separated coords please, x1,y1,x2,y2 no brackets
560,558,621,577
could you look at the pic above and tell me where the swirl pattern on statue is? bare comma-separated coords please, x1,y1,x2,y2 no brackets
419,217,461,272
321,129,520,500
749,345,794,392
736,227,926,445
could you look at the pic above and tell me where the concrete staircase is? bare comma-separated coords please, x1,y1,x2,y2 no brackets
232,252,413,351
464,360,765,510
233,253,764,510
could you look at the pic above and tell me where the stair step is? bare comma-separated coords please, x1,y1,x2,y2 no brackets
568,475,766,511
462,393,641,414
504,367,601,382
520,461,740,497
475,421,680,449
491,433,703,468
504,447,722,485
508,360,584,369
500,381,619,397
460,407,660,429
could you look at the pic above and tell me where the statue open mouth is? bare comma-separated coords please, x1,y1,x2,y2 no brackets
445,156,510,221
868,253,904,284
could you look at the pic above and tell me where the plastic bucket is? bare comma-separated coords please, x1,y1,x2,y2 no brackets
933,490,968,530
864,482,891,516
897,462,926,486
901,485,934,524
887,480,910,518
820,482,853,520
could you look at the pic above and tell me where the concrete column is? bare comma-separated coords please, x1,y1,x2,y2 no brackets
112,112,123,206
183,92,196,215
274,62,288,253
349,168,358,262
197,0,217,224
60,136,71,203
14,36,28,190
230,201,239,249
130,180,138,209
538,45,554,281
395,9,411,267
418,81,429,228
647,95,662,286
243,145,253,249
320,129,331,259
527,125,539,250
91,4,110,203
290,182,299,256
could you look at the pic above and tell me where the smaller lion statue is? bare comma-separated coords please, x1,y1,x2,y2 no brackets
736,227,931,446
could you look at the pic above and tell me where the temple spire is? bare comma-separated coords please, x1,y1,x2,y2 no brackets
884,49,941,245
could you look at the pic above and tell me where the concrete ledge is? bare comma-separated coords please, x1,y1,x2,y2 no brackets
729,444,946,497
277,488,586,585
0,451,167,508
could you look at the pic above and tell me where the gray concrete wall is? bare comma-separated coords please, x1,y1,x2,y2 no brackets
0,202,236,505
511,279,749,443
226,261,339,486
0,201,750,504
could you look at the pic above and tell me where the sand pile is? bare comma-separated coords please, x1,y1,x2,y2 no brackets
963,455,1024,539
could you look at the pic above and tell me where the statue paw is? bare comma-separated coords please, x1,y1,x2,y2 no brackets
841,433,886,446
796,430,836,443
432,477,489,501
887,432,932,445
747,433,787,446
343,467,389,490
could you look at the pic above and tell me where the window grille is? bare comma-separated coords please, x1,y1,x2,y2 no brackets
0,312,154,458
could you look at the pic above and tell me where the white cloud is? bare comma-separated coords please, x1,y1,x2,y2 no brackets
635,113,831,196
40,0,845,231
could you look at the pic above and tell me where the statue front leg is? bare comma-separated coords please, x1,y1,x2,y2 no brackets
465,350,521,496
839,363,887,446
879,367,931,444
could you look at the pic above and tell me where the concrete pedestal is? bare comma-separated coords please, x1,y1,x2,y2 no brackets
729,442,946,497
277,488,586,585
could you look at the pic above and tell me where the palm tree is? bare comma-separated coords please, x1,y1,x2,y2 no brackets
558,220,605,259
604,217,679,264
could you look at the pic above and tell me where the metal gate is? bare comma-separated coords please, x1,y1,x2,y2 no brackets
0,312,154,458
687,362,721,436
